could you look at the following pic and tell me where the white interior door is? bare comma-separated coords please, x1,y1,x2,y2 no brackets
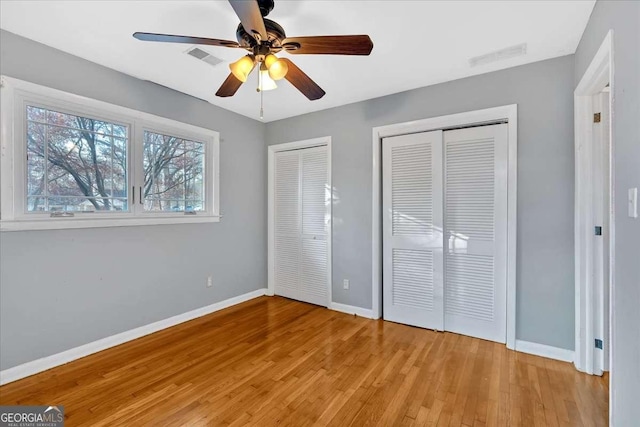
382,131,444,329
274,146,329,307
443,124,508,343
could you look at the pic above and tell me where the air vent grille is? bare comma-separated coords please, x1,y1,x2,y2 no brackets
186,47,223,67
469,43,527,67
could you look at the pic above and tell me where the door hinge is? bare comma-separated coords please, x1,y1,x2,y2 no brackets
595,339,603,349
595,226,602,236
593,113,601,123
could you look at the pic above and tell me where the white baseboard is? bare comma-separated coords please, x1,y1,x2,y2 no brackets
329,302,375,319
0,288,267,386
515,339,575,363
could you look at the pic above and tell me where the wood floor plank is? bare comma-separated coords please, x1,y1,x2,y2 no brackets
0,297,608,426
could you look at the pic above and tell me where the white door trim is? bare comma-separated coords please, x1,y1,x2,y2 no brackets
574,29,613,384
371,105,518,350
267,137,332,307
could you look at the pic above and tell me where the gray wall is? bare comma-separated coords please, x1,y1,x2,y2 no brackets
574,1,640,424
0,30,267,370
0,25,599,370
266,55,576,350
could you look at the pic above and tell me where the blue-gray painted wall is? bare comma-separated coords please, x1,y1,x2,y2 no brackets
0,30,267,370
266,55,577,350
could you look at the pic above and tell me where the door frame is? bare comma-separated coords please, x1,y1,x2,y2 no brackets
267,137,332,307
574,30,613,379
371,105,518,349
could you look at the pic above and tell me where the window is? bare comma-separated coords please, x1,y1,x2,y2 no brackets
143,130,205,212
0,76,220,231
26,106,129,213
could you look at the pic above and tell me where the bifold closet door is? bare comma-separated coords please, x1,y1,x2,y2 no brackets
382,131,444,330
443,124,508,343
274,146,329,307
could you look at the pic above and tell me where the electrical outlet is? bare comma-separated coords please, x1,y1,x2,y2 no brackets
343,279,350,290
207,276,213,288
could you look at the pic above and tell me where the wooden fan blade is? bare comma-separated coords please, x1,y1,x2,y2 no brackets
280,59,325,100
228,0,267,41
282,35,373,55
133,32,240,48
216,73,244,97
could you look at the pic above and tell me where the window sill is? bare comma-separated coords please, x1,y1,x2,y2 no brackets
0,215,221,232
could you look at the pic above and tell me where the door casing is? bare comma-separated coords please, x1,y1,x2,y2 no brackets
574,30,613,381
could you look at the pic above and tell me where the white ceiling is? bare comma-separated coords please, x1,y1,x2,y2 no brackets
0,1,595,122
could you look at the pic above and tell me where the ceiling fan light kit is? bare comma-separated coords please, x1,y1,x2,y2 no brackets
258,64,278,92
229,54,256,82
133,0,373,117
264,54,288,80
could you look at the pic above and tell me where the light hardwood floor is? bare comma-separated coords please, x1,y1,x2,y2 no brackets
0,296,608,426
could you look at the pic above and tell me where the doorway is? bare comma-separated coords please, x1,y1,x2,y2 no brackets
574,30,613,378
382,123,509,343
372,105,518,349
267,137,332,307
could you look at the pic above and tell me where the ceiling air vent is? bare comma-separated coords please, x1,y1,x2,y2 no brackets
469,43,527,67
185,47,223,67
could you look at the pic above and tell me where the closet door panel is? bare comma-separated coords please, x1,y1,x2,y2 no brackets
382,131,444,330
444,124,508,343
274,150,301,300
299,146,329,306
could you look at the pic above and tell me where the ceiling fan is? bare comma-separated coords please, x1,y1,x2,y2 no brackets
133,0,373,102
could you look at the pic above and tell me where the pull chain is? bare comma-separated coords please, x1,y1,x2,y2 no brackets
258,66,264,120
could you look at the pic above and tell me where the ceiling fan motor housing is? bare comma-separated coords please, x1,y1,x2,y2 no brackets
236,18,286,51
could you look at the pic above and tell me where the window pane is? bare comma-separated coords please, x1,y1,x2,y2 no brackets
113,125,127,138
143,130,205,212
27,197,128,213
26,105,129,212
111,137,128,196
26,106,46,122
27,122,46,196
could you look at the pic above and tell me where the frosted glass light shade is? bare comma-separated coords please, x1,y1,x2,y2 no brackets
229,55,255,82
259,69,277,91
264,54,288,80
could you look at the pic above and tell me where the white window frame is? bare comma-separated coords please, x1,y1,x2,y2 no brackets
0,76,220,231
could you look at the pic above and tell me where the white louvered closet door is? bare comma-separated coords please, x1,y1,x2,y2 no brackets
274,150,301,301
274,146,329,307
299,146,329,306
443,124,508,343
382,131,444,330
